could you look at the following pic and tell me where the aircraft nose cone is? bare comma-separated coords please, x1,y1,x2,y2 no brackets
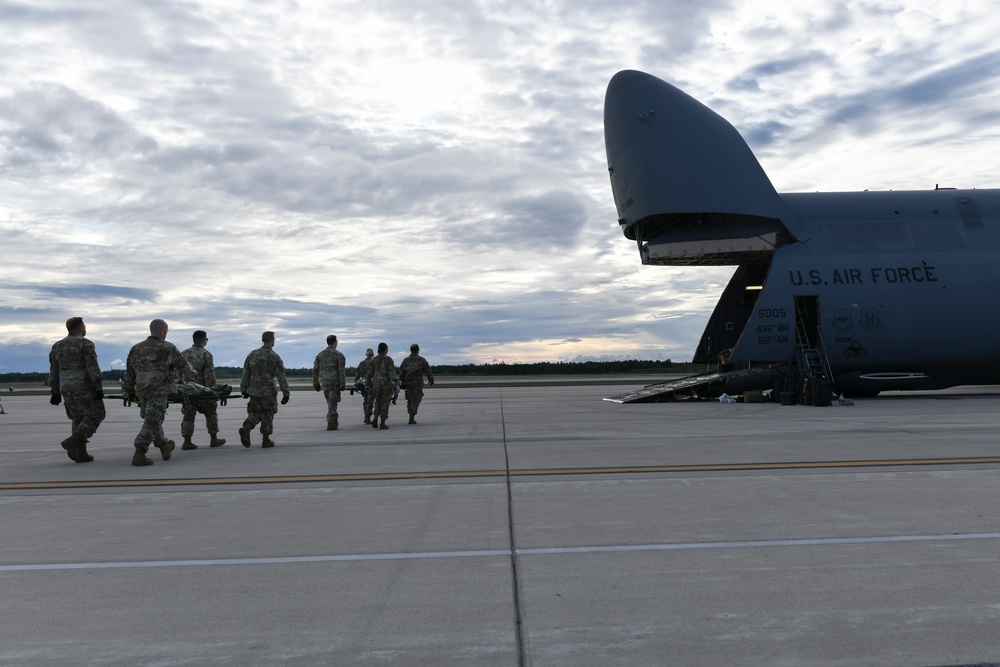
602,70,799,236
606,70,655,98
603,70,680,162
603,70,676,188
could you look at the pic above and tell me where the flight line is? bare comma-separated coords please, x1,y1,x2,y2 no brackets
6,532,1000,573
4,455,1000,491
6,382,1000,665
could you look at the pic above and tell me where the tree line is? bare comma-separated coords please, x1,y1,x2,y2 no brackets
2,359,694,384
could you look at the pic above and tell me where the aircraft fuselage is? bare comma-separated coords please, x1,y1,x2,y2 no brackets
742,190,999,392
604,70,1000,395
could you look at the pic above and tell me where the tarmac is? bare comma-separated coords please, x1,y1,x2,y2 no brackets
2,380,1000,666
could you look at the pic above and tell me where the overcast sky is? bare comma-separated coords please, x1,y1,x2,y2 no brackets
2,0,998,372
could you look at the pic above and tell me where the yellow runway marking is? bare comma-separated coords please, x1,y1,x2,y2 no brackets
3,456,1000,491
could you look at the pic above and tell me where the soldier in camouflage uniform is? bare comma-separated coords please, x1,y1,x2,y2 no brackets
48,316,105,463
398,343,435,424
312,334,346,430
355,348,375,424
239,331,290,448
180,330,227,450
366,342,397,430
124,319,193,466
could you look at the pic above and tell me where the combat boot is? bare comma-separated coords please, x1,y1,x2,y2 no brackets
372,417,379,429
210,433,227,447
182,435,197,450
364,415,371,425
408,415,416,424
131,447,154,466
76,439,95,463
379,417,388,430
239,422,252,448
262,435,275,448
156,439,175,461
60,433,83,462
327,422,336,431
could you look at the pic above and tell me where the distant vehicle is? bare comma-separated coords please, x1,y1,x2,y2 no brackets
604,70,999,400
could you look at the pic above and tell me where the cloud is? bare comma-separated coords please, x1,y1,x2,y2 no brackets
1,0,998,373
5,283,157,302
0,84,154,174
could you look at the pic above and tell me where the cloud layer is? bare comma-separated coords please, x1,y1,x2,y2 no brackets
2,0,998,371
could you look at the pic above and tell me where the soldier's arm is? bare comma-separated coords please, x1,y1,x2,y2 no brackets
83,340,103,390
240,356,251,395
205,350,218,387
123,352,136,395
276,357,290,393
312,355,321,389
424,359,434,384
175,349,196,383
47,348,60,394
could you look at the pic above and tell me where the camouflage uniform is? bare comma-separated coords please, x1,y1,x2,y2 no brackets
355,351,375,424
240,345,290,439
399,351,434,422
48,332,105,459
312,346,346,427
366,351,396,426
124,336,193,453
181,344,222,439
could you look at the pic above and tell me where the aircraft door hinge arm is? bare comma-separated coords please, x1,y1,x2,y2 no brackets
638,240,649,264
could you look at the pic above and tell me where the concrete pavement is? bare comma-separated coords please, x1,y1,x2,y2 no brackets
2,382,1000,666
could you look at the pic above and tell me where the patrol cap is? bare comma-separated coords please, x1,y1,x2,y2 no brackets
262,331,275,342
193,330,207,341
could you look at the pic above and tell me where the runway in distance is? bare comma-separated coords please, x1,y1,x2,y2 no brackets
604,70,1000,401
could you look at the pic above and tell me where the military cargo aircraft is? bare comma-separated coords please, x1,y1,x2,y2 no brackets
603,70,999,403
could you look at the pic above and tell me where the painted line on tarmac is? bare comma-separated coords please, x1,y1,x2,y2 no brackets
4,456,1000,491
520,532,1000,554
0,549,510,571
4,532,1000,572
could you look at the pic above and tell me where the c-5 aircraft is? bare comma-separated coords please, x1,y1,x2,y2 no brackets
604,70,999,402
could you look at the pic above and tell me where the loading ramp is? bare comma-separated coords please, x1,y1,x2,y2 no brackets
603,363,794,404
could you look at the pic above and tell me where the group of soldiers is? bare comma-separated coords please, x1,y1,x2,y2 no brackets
314,338,434,431
47,317,434,467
